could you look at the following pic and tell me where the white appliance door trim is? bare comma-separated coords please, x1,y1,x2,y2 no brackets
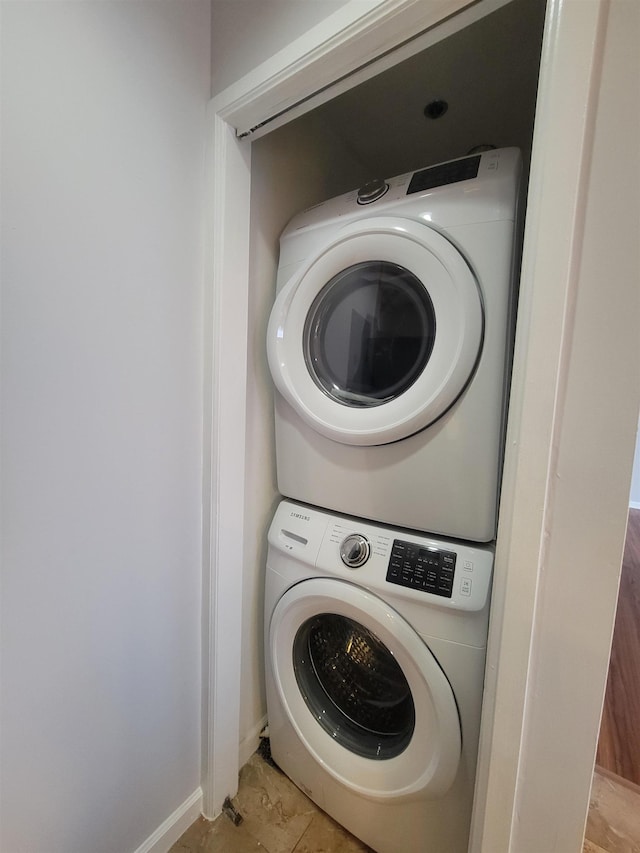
269,577,461,800
267,217,483,445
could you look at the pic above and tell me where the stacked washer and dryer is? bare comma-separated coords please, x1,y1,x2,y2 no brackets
264,148,522,853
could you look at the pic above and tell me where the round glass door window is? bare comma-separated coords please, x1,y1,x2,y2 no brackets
303,261,436,407
293,612,415,760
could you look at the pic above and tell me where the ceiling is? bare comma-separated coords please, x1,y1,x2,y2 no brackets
306,0,547,182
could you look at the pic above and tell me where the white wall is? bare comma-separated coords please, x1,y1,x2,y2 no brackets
211,0,352,95
0,3,210,851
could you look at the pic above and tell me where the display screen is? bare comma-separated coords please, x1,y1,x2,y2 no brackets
407,155,481,195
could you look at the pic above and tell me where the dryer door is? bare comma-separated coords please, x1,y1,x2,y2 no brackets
267,216,483,446
269,577,461,801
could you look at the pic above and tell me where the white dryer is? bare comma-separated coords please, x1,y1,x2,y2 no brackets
267,147,522,541
265,500,493,853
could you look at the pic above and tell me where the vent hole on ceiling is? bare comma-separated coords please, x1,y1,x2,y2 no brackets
424,99,449,120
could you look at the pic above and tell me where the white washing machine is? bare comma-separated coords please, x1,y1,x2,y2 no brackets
265,500,493,853
267,147,522,542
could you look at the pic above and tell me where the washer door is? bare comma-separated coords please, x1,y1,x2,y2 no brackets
269,577,461,801
267,216,483,446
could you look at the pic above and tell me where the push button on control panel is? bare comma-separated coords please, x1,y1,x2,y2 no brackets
386,539,456,598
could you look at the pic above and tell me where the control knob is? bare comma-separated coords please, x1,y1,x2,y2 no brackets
340,534,371,568
357,177,389,204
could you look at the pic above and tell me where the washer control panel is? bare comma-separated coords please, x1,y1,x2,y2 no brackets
270,500,493,613
386,540,456,598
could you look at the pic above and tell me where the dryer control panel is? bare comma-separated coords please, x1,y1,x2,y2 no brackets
386,540,456,598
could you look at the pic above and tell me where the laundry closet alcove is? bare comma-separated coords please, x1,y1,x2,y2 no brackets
203,2,640,853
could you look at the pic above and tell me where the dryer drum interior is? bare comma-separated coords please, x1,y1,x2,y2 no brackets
303,261,436,408
293,612,416,759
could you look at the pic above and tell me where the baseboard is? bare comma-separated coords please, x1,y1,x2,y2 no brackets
132,787,203,853
239,714,268,767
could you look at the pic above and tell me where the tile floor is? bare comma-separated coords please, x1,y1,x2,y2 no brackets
170,752,371,853
171,752,640,853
